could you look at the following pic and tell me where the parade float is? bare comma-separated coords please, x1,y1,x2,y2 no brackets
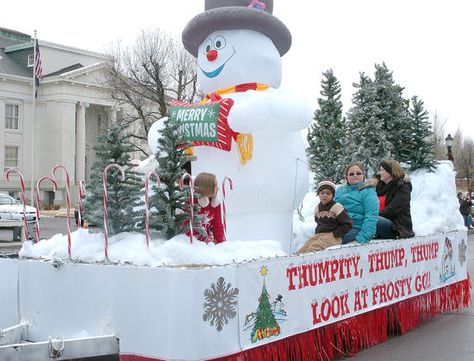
0,0,470,360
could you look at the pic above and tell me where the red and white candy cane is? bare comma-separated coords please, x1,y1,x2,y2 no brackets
52,164,72,257
145,171,160,251
5,167,29,241
103,164,125,261
179,173,194,244
77,180,86,229
221,176,233,236
35,176,58,243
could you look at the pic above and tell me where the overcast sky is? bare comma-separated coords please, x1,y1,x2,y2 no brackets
3,0,473,140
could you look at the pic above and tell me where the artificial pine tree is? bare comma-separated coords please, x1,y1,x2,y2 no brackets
406,96,436,171
307,69,347,184
372,63,412,162
251,266,280,343
82,122,144,235
345,73,394,175
150,117,205,239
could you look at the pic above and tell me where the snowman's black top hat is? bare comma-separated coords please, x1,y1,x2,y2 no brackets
182,0,291,57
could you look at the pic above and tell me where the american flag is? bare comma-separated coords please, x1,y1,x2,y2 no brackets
34,39,44,97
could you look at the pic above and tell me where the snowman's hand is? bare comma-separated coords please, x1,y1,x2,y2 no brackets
147,117,168,154
227,92,271,133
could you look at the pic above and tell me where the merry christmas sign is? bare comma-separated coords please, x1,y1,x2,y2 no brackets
170,98,235,150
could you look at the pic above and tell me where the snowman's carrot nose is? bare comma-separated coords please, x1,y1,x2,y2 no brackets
207,49,218,61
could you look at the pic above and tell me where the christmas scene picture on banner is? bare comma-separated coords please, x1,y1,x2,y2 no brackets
242,266,288,343
238,231,468,349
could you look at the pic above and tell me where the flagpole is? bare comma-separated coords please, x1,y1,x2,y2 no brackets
30,30,37,206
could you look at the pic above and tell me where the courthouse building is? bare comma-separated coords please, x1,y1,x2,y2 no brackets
0,27,119,205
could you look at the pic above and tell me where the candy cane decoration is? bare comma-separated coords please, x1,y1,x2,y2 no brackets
221,176,233,237
179,173,194,244
103,164,125,261
35,176,58,243
52,165,72,257
145,171,160,251
5,168,29,241
77,180,86,228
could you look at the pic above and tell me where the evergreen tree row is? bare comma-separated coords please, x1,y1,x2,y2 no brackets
83,118,204,240
307,63,436,186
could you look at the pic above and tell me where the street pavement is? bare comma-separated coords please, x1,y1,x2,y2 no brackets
0,216,73,253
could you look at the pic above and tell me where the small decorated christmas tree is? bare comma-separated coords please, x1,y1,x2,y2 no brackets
251,266,280,343
83,122,144,235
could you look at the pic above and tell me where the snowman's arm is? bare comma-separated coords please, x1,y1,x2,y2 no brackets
266,93,313,132
227,92,271,133
228,91,313,133
147,117,168,154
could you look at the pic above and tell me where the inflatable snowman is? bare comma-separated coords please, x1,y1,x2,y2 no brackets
149,0,312,252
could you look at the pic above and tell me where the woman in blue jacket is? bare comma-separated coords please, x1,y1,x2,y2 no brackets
335,162,379,244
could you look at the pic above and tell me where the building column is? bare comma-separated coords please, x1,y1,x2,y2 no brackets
108,107,117,126
75,102,88,183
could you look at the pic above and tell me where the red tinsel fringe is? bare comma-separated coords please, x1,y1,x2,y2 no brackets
212,277,471,361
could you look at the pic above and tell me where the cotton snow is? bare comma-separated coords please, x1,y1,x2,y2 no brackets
19,161,464,266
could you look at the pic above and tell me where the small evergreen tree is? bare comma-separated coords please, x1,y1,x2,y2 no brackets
345,73,393,175
83,122,144,235
406,96,436,171
372,63,412,162
150,117,204,239
307,69,347,184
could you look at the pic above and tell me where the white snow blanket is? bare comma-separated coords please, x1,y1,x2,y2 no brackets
19,162,466,265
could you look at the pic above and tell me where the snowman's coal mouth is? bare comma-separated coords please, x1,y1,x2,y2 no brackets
200,48,236,78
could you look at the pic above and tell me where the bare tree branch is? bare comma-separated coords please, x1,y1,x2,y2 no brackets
103,29,200,157
453,129,474,191
430,110,448,159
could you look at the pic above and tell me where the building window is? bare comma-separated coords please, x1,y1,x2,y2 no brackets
27,53,34,67
4,146,19,172
5,104,20,130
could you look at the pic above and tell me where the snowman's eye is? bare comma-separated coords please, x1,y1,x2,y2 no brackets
213,36,226,50
203,39,213,55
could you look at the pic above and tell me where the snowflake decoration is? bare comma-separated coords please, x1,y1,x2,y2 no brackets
458,239,467,266
203,277,239,332
207,108,217,119
201,213,213,228
169,108,178,120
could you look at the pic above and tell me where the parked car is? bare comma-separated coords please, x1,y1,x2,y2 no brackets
0,193,37,223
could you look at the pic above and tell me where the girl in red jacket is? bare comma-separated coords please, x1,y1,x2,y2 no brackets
194,172,225,244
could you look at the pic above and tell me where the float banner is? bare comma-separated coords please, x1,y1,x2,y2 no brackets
169,99,235,150
237,231,468,350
